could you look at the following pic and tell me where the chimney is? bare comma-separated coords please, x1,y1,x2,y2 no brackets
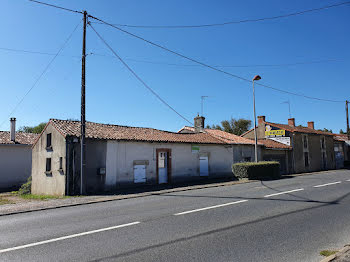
288,118,295,127
307,121,314,129
258,116,265,125
194,114,205,133
10,117,16,142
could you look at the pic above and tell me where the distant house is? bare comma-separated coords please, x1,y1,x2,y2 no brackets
242,116,335,173
180,123,292,174
333,133,350,169
31,116,261,196
0,118,37,191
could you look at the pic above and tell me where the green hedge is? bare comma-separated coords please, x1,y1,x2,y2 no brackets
232,161,280,180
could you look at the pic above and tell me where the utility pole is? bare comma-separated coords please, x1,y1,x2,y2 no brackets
80,10,87,195
252,75,261,163
346,100,350,140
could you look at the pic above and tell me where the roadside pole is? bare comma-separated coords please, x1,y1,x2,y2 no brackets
80,11,87,195
346,100,349,140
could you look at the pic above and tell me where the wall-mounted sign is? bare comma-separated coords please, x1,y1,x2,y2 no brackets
265,129,285,137
192,145,200,153
268,137,291,146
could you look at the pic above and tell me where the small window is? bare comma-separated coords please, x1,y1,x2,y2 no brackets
304,152,309,168
46,158,52,173
321,137,325,150
46,133,52,149
303,136,308,149
59,157,63,170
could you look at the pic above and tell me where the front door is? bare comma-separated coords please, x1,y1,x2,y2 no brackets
158,151,168,184
199,156,209,176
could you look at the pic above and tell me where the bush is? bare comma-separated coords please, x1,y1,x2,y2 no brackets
18,176,32,195
232,161,280,180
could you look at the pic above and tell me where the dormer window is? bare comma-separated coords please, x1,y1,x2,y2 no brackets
46,133,52,150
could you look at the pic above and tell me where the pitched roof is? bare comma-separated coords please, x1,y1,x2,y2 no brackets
333,133,349,142
242,122,334,136
258,139,292,150
0,131,38,145
265,122,333,136
178,126,262,145
49,119,226,144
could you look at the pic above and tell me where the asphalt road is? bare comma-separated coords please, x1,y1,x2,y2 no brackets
1,170,350,262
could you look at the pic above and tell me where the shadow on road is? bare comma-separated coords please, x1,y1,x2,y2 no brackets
89,190,350,262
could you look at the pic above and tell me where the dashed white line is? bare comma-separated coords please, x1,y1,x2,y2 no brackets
0,221,140,254
174,200,248,216
313,181,342,188
264,188,304,198
346,179,350,182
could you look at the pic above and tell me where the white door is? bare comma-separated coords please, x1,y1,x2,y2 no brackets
199,156,209,176
158,152,168,184
134,165,146,183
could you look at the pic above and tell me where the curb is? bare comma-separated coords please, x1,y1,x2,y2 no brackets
320,245,350,262
0,169,348,217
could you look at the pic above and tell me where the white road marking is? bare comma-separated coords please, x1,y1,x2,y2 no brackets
174,200,248,216
264,188,304,198
0,221,140,254
313,181,342,188
346,179,350,182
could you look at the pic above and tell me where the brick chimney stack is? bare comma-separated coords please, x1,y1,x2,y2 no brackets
194,114,205,133
307,121,314,129
258,116,265,125
288,118,295,127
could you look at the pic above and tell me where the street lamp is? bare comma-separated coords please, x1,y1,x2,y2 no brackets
252,75,261,162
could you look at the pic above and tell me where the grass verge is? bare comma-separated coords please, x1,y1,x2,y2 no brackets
0,197,14,205
320,250,338,257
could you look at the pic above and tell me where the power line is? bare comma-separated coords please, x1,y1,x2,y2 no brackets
28,0,83,14
1,47,344,68
88,23,193,125
90,53,344,68
0,47,81,58
91,1,350,28
0,19,82,128
88,14,345,103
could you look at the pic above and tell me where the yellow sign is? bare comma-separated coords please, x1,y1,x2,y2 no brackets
265,129,285,137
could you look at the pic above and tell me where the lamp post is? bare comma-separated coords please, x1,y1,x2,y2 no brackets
252,75,261,162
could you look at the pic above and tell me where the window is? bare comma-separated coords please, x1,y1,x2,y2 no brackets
321,137,325,150
304,152,309,168
59,157,63,170
303,135,308,149
46,158,52,173
46,133,52,149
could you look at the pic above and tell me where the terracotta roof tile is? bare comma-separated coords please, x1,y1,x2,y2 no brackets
50,119,226,144
0,131,38,145
179,126,262,145
258,139,292,149
333,133,349,142
265,122,333,136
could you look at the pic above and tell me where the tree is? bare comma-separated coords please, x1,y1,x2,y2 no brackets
19,122,46,134
208,118,251,135
318,128,333,133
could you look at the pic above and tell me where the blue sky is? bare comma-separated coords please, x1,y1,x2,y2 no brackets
1,0,349,133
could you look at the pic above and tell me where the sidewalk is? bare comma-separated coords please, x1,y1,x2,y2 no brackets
0,169,346,216
321,245,350,262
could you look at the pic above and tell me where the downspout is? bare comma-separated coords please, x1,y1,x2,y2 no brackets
65,140,69,196
291,133,295,173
